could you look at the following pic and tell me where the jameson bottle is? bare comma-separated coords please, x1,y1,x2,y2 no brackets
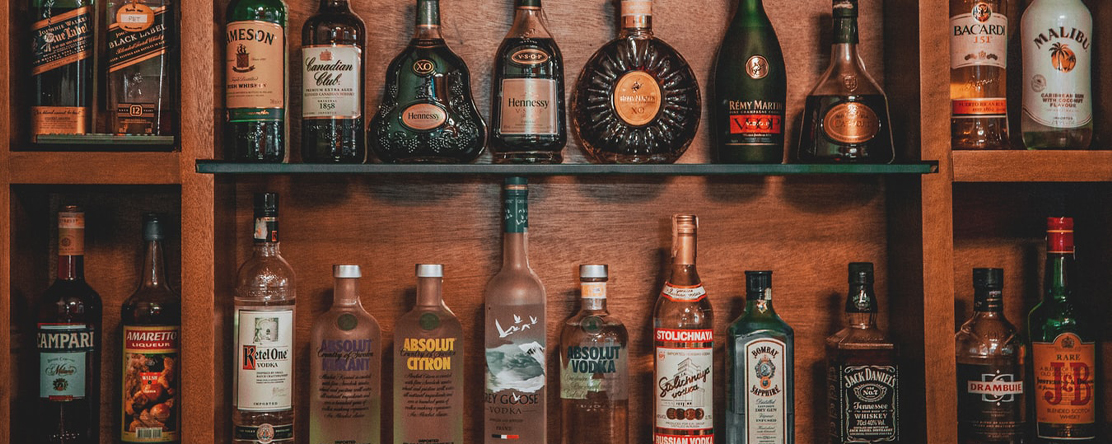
225,0,288,162
121,214,181,443
797,0,894,163
394,264,464,444
560,265,629,444
301,0,367,163
484,177,546,444
1020,0,1092,149
32,0,93,137
36,206,102,443
726,271,794,444
950,0,1010,150
826,263,899,444
956,268,1025,444
1028,218,1096,442
368,0,486,163
653,214,714,444
309,265,381,444
711,0,786,163
107,0,175,135
490,0,567,163
233,193,296,443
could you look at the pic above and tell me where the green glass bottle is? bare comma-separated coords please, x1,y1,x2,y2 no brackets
225,0,288,162
368,0,486,163
712,0,786,164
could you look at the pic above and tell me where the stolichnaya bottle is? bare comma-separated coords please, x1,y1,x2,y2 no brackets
1021,0,1092,149
490,0,567,163
32,0,94,138
797,0,894,163
950,0,1010,150
484,177,546,444
394,264,464,444
368,0,486,163
653,214,714,444
560,265,628,444
225,0,288,162
712,0,786,163
301,0,367,162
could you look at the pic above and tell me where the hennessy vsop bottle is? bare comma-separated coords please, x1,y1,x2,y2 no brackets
1021,0,1092,149
301,0,367,163
107,0,175,136
32,0,93,138
712,0,786,164
225,0,288,162
490,0,567,163
1028,218,1097,443
950,0,1010,150
484,177,547,444
653,214,714,444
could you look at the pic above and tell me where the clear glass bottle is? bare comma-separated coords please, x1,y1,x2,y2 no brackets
560,265,628,444
301,0,367,163
1020,0,1092,149
950,0,1010,150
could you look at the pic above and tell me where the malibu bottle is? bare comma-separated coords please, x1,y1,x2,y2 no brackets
1020,0,1092,149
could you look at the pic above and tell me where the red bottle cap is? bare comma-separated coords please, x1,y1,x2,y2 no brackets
1047,217,1074,254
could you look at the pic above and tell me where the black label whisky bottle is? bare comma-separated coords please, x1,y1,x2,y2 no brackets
107,0,176,136
225,0,288,162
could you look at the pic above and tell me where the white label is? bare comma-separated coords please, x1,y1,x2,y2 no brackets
236,308,294,411
498,78,558,135
950,5,1007,69
302,45,361,119
38,324,94,400
661,283,706,302
744,338,787,444
1022,15,1092,129
655,329,713,441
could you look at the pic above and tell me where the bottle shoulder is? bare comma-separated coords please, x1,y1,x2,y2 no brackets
302,13,366,43
226,0,287,24
826,325,895,348
728,311,794,338
38,279,103,322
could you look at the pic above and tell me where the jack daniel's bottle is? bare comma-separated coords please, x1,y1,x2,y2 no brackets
32,0,94,138
225,0,288,162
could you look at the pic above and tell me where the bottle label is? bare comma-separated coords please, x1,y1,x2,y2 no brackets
621,0,652,17
38,323,94,400
510,48,550,65
822,102,880,144
32,6,93,75
226,20,285,113
835,365,899,441
580,282,606,299
950,4,1007,69
253,216,278,243
561,342,627,400
58,211,85,256
498,78,558,135
1021,21,1092,129
957,363,1025,441
952,98,1008,118
484,304,545,442
401,103,448,131
613,71,662,126
725,100,784,146
1032,332,1096,439
301,45,362,120
235,309,294,411
398,334,461,444
654,328,713,444
741,338,787,444
107,5,168,72
315,336,377,432
661,283,706,302
121,325,180,443
503,183,528,234
233,424,294,443
32,106,88,136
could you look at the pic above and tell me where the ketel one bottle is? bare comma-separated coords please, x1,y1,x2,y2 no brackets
653,214,714,444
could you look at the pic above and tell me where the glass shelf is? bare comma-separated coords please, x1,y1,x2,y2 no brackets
33,134,176,148
195,160,938,175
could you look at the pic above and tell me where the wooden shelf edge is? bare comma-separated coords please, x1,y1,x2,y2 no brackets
952,150,1112,182
9,151,182,185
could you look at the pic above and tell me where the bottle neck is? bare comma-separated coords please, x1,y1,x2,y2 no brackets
1044,253,1072,302
734,0,768,24
502,232,530,270
332,277,361,307
57,255,84,281
414,0,443,40
619,0,653,37
972,288,1004,314
508,3,552,38
580,281,609,312
745,291,775,314
846,283,878,328
253,242,281,257
139,239,169,290
668,233,700,285
416,276,444,306
319,0,351,10
833,14,859,45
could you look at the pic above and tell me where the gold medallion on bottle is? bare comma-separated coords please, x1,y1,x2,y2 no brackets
612,71,662,126
823,102,880,144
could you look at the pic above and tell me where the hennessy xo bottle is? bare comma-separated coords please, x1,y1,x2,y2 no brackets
950,0,1010,150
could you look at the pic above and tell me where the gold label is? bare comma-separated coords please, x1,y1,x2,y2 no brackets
115,2,154,32
58,212,85,256
401,103,447,130
745,55,769,79
822,102,880,144
412,59,435,75
499,78,558,135
225,21,285,110
510,49,549,65
33,106,88,136
31,6,93,76
621,0,652,16
612,71,662,127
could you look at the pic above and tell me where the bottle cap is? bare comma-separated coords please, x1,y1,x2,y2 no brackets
1047,217,1074,254
745,270,773,294
143,213,164,241
504,176,528,192
972,268,1003,289
848,262,874,284
579,264,608,279
672,214,698,234
254,192,279,216
333,265,362,278
416,264,443,278
1047,217,1073,231
833,0,858,18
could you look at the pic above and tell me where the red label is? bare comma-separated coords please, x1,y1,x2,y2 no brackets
729,114,782,135
655,329,713,344
953,98,1007,117
124,328,179,351
242,345,256,370
653,434,715,444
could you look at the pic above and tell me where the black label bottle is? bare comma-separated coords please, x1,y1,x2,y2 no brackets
32,0,94,138
225,0,288,162
107,0,176,136
301,0,366,163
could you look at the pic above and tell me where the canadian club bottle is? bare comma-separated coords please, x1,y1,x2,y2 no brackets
225,0,288,162
653,214,714,444
1020,0,1092,149
233,193,296,443
560,265,629,444
483,177,547,444
726,271,794,444
301,0,366,163
1028,218,1097,442
826,263,899,443
107,0,175,136
797,0,894,163
32,0,94,138
950,0,1010,150
121,214,181,443
394,265,464,444
36,206,102,443
711,0,786,163
309,265,381,444
956,268,1025,444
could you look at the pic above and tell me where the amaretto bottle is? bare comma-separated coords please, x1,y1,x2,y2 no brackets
1021,0,1092,149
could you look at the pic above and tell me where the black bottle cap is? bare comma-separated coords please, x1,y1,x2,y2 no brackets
745,270,773,295
254,193,279,217
848,262,874,284
143,213,164,241
833,0,858,17
973,268,1003,290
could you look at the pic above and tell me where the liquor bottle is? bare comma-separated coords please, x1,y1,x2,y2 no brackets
797,0,894,164
1020,0,1092,149
232,193,296,443
490,0,567,163
121,214,182,443
36,206,102,443
653,214,714,444
571,0,701,163
560,265,629,444
483,177,546,444
368,0,486,163
956,268,1025,444
107,0,175,136
711,0,786,164
726,271,794,444
225,0,288,162
309,265,381,444
32,0,94,138
1028,218,1097,442
950,0,1010,150
826,262,899,443
301,0,367,163
394,264,464,444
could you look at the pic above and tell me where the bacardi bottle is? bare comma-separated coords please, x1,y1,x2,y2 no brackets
950,0,1010,150
1020,0,1092,149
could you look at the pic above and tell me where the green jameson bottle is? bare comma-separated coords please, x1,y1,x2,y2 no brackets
225,0,288,162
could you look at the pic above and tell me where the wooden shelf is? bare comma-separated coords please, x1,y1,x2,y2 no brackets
9,152,181,185
952,150,1112,182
